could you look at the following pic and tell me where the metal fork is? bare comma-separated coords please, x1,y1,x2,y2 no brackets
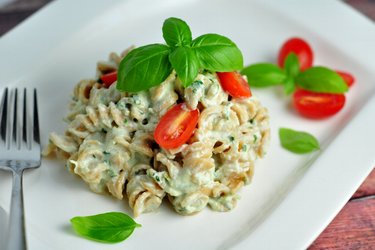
0,88,41,250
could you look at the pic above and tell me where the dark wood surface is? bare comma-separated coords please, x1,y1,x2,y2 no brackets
1,0,374,249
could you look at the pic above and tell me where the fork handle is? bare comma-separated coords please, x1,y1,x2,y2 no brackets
6,170,27,250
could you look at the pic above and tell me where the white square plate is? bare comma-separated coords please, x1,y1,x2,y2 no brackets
1,0,375,249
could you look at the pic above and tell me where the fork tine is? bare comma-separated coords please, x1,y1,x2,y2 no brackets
12,89,19,149
22,88,28,148
0,88,8,146
33,88,40,145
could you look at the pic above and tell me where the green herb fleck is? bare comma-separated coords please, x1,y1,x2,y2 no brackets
228,136,235,142
191,80,203,93
107,169,117,178
253,134,258,143
103,151,110,155
132,95,141,105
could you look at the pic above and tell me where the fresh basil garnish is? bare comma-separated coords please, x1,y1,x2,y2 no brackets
116,17,243,92
169,46,199,87
117,44,172,92
284,52,300,78
162,17,192,47
279,128,320,154
295,66,348,93
70,212,141,243
191,34,243,72
240,63,286,87
283,77,296,95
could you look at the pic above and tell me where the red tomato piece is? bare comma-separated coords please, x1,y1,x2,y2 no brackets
336,70,355,87
101,71,117,88
154,103,199,149
217,72,252,98
278,37,313,71
293,89,345,119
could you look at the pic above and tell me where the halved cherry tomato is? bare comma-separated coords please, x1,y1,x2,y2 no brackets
154,103,199,149
217,72,252,98
293,89,345,119
336,70,355,87
278,37,313,71
100,71,117,88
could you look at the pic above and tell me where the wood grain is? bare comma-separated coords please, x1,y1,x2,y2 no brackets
309,196,375,250
309,168,375,249
352,168,375,199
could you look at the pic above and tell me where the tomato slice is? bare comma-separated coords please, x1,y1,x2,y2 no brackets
278,37,313,71
293,89,345,119
100,71,117,88
154,103,199,149
336,70,355,87
217,72,252,98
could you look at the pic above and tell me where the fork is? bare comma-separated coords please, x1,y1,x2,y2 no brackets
0,88,41,250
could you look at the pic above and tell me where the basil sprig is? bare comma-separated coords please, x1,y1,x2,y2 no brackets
70,212,141,243
117,17,243,92
241,52,348,95
279,128,320,154
240,63,286,87
296,66,348,93
118,44,172,92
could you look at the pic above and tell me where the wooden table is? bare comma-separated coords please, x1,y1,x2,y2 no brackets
1,0,374,249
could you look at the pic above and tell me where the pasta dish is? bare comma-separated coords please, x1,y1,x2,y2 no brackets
44,48,270,217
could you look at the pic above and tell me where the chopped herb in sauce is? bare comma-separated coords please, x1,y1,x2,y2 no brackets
132,95,141,105
253,134,258,143
191,80,203,93
107,169,117,178
228,136,235,142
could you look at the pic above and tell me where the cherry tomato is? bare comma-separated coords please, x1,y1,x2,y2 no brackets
336,70,355,87
154,103,199,149
100,71,117,88
278,37,313,71
217,72,252,98
293,89,345,119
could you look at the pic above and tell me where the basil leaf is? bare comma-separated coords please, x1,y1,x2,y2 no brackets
192,34,243,72
284,53,300,78
70,212,141,243
283,77,296,95
117,44,172,92
279,128,320,154
295,66,348,93
169,46,199,87
162,17,192,47
240,63,286,87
